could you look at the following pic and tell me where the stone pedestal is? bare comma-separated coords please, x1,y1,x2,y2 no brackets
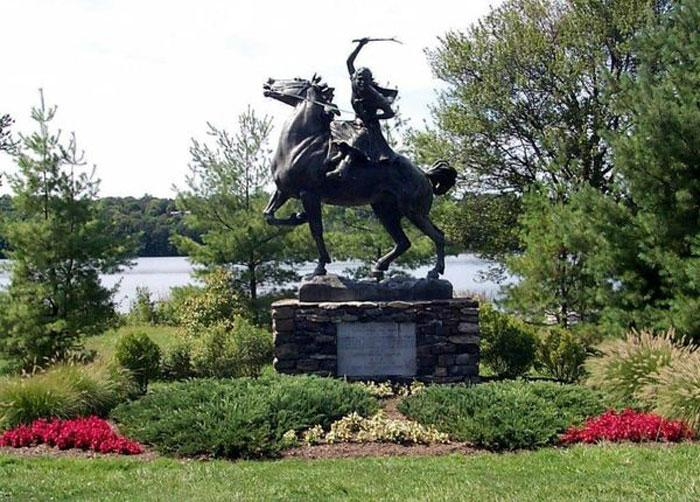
272,298,480,383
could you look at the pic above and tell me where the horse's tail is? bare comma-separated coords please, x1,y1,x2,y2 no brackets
426,160,457,195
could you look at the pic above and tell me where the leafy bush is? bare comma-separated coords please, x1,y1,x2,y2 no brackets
585,329,692,407
114,332,161,392
0,362,135,431
642,352,700,431
189,318,272,378
561,409,694,444
480,303,537,378
111,374,378,458
176,268,246,336
398,380,612,450
152,285,200,326
0,416,144,454
161,341,195,380
535,326,589,383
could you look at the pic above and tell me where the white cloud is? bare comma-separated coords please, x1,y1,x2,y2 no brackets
0,0,499,197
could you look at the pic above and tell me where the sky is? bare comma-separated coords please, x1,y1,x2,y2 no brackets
0,0,499,197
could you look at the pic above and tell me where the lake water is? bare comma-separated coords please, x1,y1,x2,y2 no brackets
0,254,512,312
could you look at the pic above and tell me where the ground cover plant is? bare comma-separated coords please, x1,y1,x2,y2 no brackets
298,411,448,446
398,380,615,450
0,416,143,454
111,373,378,458
1,444,699,500
0,362,135,431
561,410,694,444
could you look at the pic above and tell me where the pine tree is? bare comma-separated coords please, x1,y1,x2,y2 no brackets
174,107,310,322
0,91,134,371
600,0,700,339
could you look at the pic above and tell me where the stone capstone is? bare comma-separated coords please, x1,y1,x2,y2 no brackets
298,274,454,303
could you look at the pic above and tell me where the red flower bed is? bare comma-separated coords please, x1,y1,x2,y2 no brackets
0,416,143,455
561,409,694,444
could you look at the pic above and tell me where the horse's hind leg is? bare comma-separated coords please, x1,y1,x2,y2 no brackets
371,200,411,278
407,213,446,279
300,191,330,276
264,189,307,226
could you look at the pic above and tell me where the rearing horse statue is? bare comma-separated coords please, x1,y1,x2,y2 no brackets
262,76,457,279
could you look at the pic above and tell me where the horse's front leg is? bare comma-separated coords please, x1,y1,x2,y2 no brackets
300,191,330,276
263,189,307,226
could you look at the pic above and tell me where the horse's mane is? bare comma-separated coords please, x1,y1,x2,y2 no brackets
310,74,335,105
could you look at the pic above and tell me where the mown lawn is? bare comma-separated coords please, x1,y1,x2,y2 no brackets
1,444,698,501
0,324,179,376
85,324,180,360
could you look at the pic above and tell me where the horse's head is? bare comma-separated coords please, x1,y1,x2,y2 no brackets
263,75,339,116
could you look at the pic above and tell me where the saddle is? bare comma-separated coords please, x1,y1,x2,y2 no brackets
330,120,395,164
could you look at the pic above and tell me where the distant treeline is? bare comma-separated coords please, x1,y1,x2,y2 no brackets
0,194,200,258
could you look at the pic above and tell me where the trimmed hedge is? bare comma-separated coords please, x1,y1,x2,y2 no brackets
398,380,615,450
111,373,378,458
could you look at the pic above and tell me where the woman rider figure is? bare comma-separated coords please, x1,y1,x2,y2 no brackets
326,38,398,180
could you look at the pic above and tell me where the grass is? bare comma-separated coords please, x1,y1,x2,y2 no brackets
0,324,180,376
85,324,180,361
0,444,698,500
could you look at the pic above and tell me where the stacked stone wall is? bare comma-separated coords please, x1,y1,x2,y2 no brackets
272,298,480,383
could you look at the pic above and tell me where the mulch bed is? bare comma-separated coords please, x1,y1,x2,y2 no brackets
0,444,158,461
281,441,476,460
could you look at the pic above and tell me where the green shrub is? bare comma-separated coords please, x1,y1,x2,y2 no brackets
584,329,691,408
535,326,589,383
152,285,199,326
111,374,378,458
176,268,246,337
126,287,157,325
161,341,195,380
641,349,700,431
0,362,135,431
114,332,162,392
480,303,537,378
398,380,611,450
189,319,272,378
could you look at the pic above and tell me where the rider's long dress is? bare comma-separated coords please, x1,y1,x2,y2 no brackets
331,80,397,163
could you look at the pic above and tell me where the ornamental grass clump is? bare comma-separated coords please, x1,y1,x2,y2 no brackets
642,354,700,431
0,362,136,431
584,329,692,407
561,409,693,444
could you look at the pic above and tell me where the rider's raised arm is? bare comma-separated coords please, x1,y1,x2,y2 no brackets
347,38,368,76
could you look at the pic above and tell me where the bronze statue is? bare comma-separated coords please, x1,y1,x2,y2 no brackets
326,38,399,180
263,40,457,279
